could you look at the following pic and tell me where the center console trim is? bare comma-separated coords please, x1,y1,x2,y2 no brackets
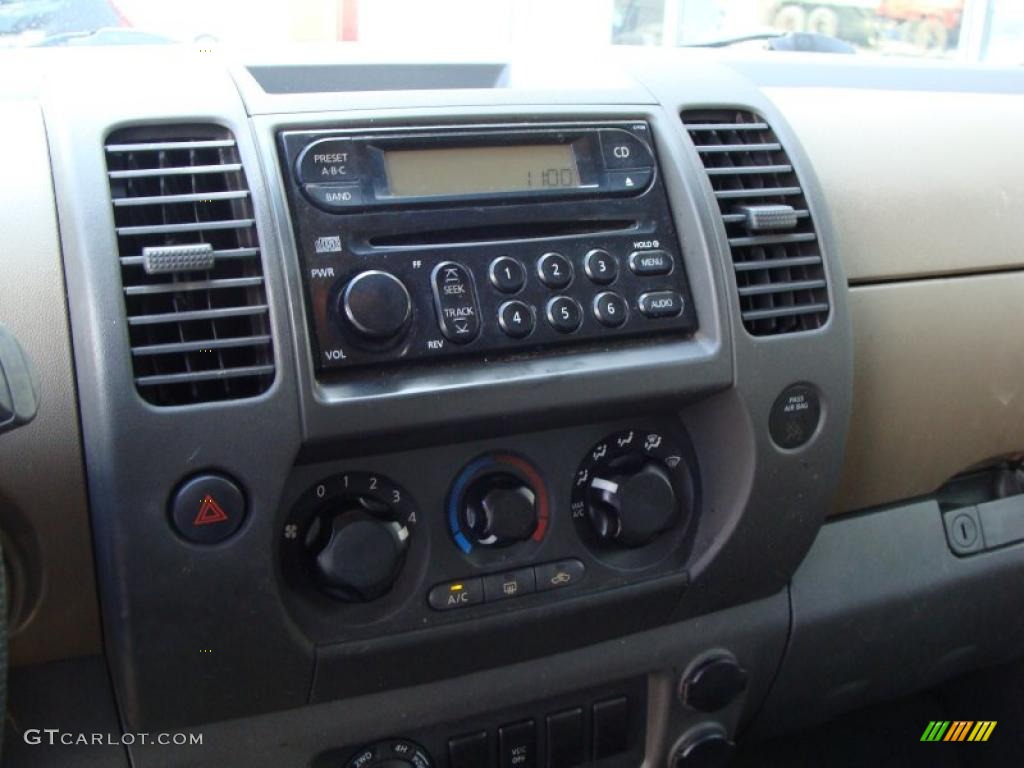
252,105,732,447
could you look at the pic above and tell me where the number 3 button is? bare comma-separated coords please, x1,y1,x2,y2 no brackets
499,300,536,338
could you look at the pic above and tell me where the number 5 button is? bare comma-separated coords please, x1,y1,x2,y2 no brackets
498,301,535,339
545,296,583,333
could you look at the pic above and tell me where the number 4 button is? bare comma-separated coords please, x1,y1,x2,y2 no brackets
498,300,536,339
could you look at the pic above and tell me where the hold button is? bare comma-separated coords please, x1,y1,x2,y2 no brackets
432,262,481,344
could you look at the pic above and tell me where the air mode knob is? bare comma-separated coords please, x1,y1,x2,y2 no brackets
339,270,412,342
589,461,680,547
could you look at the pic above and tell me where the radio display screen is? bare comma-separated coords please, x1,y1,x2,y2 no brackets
383,144,581,198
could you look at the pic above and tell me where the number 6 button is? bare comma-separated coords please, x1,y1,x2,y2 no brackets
593,291,628,328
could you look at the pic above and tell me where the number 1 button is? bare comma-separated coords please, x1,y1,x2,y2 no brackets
499,301,535,339
489,257,526,293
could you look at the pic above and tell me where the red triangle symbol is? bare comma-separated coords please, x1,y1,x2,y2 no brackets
193,495,229,527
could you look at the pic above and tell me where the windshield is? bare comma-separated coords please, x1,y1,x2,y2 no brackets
1,0,1021,64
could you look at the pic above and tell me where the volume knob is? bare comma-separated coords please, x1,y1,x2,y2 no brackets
340,270,412,342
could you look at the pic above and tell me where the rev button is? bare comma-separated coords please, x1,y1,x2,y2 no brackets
432,262,481,344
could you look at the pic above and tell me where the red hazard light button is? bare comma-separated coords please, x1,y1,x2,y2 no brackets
169,473,247,544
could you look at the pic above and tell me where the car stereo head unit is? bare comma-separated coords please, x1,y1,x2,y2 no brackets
278,121,697,373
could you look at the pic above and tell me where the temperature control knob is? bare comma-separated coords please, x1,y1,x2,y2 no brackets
339,270,412,342
464,474,538,547
589,462,680,547
448,453,550,556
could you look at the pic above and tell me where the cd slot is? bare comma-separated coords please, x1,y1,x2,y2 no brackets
368,219,637,248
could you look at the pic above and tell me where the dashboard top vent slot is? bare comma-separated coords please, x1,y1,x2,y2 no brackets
105,125,274,406
682,110,829,336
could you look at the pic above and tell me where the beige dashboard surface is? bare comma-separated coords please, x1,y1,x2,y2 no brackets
766,86,1024,513
838,273,1024,512
766,87,1024,283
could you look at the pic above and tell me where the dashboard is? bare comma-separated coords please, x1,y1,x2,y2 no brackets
1,44,1024,768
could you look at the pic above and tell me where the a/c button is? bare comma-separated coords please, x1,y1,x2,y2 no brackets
428,578,484,611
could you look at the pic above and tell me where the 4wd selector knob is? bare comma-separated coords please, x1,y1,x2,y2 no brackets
589,462,679,547
340,270,412,342
344,739,433,768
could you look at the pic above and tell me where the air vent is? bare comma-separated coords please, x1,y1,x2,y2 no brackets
105,126,274,405
682,110,829,336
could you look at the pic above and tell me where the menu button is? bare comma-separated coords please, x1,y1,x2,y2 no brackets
629,249,673,276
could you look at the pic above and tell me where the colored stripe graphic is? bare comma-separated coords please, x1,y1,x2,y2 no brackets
921,721,949,741
969,722,997,742
921,720,995,742
945,721,972,741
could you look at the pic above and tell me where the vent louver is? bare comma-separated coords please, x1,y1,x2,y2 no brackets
682,110,829,336
105,126,274,405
